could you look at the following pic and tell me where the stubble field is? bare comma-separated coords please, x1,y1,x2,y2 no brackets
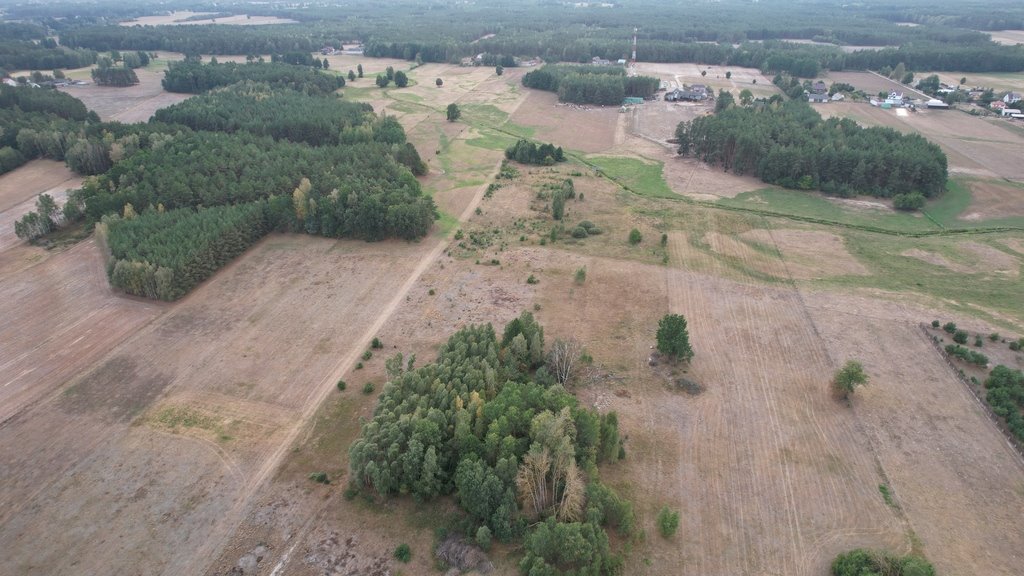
2,54,1023,576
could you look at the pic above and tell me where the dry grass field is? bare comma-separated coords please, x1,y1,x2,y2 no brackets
822,71,930,99
987,30,1024,45
3,55,1023,576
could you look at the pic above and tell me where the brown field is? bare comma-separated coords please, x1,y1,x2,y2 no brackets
987,30,1024,45
0,161,82,254
120,11,297,26
962,180,1024,220
4,56,1024,576
922,70,1024,93
823,71,930,99
58,67,190,122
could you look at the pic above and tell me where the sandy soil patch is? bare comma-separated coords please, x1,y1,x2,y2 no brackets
58,68,190,122
742,229,870,278
120,11,297,26
961,180,1024,220
511,89,620,153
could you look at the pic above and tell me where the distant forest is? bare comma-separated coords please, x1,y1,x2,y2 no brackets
2,0,1023,78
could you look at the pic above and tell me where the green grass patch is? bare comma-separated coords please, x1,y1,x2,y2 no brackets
465,128,518,151
340,85,377,100
390,90,424,103
586,156,677,199
387,100,429,114
719,188,940,233
435,210,459,236
931,178,1024,229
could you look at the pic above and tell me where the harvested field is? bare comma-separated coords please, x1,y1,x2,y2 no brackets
961,179,1024,220
741,228,870,278
822,71,929,99
120,11,296,25
820,102,1024,180
987,30,1024,45
0,234,448,576
0,160,83,255
58,68,190,122
511,89,620,153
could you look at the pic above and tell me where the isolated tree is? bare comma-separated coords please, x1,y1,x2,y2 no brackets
357,63,363,77
960,76,967,85
656,313,694,363
446,103,461,122
496,65,504,76
701,70,707,77
394,70,408,87
347,69,355,81
322,58,329,69
739,88,754,106
386,65,395,80
628,228,642,245
833,360,868,400
715,90,735,112
725,71,732,79
548,338,583,385
657,507,680,538
435,77,443,87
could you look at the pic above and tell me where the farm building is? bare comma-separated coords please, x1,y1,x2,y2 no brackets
811,81,827,94
926,99,950,109
808,92,829,103
1001,107,1023,116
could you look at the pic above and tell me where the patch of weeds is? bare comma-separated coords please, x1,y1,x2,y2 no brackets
362,382,376,395
527,274,539,284
309,471,330,484
336,379,347,391
879,483,899,509
394,543,412,563
362,350,373,361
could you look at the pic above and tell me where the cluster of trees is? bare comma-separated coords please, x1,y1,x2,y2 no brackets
348,313,632,575
522,65,659,105
152,82,375,147
13,193,64,242
99,201,269,300
91,62,139,86
0,84,104,176
944,344,988,367
61,24,329,56
985,366,1024,443
504,140,566,166
0,38,97,72
675,99,948,199
161,60,344,94
832,549,935,576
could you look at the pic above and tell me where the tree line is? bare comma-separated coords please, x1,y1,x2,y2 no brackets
675,98,948,200
0,39,97,73
161,60,344,95
504,140,566,166
0,84,102,176
522,65,659,105
985,365,1024,444
348,313,633,574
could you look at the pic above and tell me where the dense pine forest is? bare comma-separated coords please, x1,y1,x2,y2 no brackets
160,60,344,94
674,99,948,200
348,313,634,575
521,65,660,105
7,59,436,300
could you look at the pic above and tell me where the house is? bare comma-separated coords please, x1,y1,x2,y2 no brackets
884,91,907,106
811,80,827,94
319,46,336,55
617,59,627,65
831,93,845,101
2,77,18,87
1004,92,1022,104
925,99,949,109
665,84,708,101
991,101,1007,111
808,92,829,103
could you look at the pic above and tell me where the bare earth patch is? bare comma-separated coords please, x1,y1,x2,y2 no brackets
988,30,1024,45
120,11,297,26
901,248,973,273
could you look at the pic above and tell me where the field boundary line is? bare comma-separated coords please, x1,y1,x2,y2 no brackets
917,323,1024,468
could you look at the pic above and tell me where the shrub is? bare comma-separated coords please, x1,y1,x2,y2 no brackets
660,233,668,247
578,220,596,231
355,362,364,369
931,320,940,328
571,226,588,238
428,288,436,295
309,471,329,484
394,543,411,563
362,350,373,361
989,332,1000,341
336,379,347,391
943,322,957,334
527,274,539,284
831,549,935,576
892,191,926,211
1011,341,1021,351
657,507,680,538
362,382,376,394
574,266,587,284
371,337,383,349
953,329,968,344
975,336,983,348
475,526,493,551
833,360,868,399
628,228,642,245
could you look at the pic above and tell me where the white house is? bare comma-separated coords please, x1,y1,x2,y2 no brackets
1005,92,1023,104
